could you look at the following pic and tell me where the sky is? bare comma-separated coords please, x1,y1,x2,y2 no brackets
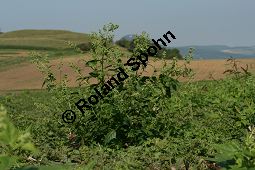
0,0,254,47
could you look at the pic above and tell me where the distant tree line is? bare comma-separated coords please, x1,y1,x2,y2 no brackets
116,38,183,59
77,36,183,60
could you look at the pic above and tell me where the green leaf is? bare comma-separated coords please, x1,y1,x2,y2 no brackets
104,130,116,145
0,119,18,147
81,161,97,170
86,60,99,67
0,155,17,170
89,71,100,78
21,142,38,153
38,165,73,170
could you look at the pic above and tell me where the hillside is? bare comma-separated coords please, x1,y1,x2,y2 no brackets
0,29,90,50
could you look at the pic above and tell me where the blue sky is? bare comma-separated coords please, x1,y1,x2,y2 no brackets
0,0,254,46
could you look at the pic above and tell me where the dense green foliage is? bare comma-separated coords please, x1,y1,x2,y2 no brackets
0,23,254,169
1,75,254,169
210,127,255,169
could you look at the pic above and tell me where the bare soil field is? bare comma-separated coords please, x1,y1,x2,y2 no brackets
0,55,255,91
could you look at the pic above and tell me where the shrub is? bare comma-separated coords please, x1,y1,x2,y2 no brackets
30,23,193,148
76,42,92,52
116,39,132,49
156,48,183,59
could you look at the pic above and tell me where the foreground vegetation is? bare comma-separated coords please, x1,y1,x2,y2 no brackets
0,23,255,169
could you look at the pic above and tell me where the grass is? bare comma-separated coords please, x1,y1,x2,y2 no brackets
0,57,28,70
0,29,90,50
0,30,94,72
0,51,19,55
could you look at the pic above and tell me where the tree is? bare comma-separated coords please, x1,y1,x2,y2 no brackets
116,38,132,49
115,35,183,59
156,48,183,59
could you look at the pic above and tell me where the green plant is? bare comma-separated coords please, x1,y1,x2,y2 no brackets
82,23,123,86
208,126,255,169
0,105,37,170
30,52,57,91
67,24,194,148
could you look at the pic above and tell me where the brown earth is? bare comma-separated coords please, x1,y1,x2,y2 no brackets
0,55,255,92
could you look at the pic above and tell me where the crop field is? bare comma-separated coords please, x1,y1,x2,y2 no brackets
0,26,255,170
0,54,255,91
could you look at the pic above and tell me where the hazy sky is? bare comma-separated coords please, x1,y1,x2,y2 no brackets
0,0,254,47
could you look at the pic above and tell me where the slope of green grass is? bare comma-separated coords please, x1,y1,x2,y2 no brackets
0,29,90,50
0,30,90,71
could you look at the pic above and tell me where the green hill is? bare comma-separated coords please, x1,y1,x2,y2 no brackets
0,29,90,50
